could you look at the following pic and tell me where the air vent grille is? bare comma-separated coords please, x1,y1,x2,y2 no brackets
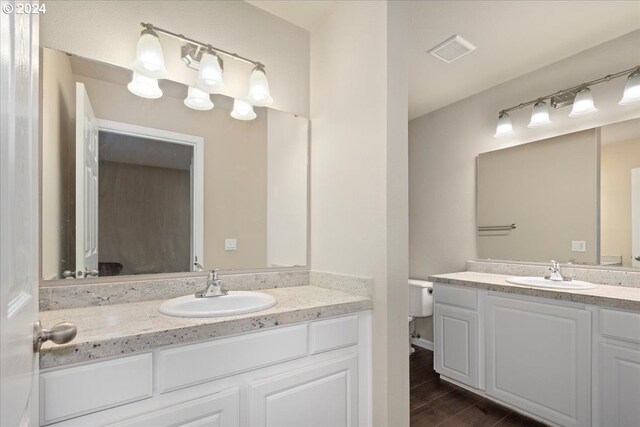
428,35,476,63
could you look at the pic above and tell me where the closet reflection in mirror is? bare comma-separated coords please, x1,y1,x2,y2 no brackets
477,117,640,268
41,47,308,281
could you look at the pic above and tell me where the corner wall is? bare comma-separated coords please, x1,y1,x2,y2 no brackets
409,30,640,341
310,2,409,425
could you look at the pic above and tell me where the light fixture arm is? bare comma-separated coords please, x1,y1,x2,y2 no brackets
141,22,264,68
499,65,640,114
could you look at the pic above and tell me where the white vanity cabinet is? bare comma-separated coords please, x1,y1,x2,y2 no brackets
485,295,591,427
39,312,371,427
593,308,640,427
433,285,480,388
434,282,640,427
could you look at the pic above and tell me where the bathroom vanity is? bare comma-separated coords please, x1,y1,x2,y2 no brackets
38,285,372,427
430,271,640,427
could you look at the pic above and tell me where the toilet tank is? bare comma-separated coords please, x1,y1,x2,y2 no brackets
408,279,434,317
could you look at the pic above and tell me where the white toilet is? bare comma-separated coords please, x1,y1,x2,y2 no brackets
408,279,434,355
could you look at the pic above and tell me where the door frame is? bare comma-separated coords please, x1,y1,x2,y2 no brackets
97,119,204,269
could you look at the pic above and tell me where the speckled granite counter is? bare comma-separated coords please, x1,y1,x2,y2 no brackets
429,271,640,311
40,286,372,369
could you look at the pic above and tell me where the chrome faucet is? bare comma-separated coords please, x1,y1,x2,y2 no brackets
545,260,571,282
194,263,225,298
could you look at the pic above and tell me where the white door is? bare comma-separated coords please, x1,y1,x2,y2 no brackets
248,355,358,427
0,3,40,426
75,83,99,278
485,295,591,427
632,168,640,268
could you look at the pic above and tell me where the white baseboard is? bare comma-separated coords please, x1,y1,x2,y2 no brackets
410,337,433,351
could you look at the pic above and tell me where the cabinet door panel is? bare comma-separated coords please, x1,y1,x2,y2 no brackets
248,355,357,427
600,343,640,427
485,296,590,427
434,304,479,388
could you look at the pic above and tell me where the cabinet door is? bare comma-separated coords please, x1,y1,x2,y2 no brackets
599,343,640,427
248,354,357,427
485,295,590,427
434,303,479,388
107,387,239,427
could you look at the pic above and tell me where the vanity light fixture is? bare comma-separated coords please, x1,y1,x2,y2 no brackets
197,51,225,94
127,71,163,99
494,64,640,138
619,68,640,105
494,112,514,138
128,23,272,119
230,99,257,120
568,87,598,118
184,86,214,111
527,100,552,128
247,65,273,107
131,28,169,79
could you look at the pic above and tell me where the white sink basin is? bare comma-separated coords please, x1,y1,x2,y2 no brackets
506,276,597,290
159,291,277,318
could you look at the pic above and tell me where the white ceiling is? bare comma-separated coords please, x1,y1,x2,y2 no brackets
247,1,640,120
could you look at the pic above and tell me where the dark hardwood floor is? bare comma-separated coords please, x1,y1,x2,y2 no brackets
410,346,548,427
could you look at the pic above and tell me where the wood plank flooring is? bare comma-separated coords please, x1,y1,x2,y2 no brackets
410,346,549,427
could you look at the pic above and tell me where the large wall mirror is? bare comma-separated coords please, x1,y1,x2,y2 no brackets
41,47,308,281
477,117,640,269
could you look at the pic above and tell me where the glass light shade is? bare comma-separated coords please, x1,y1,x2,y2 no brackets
527,101,552,128
230,99,257,120
569,88,598,118
619,70,640,106
246,66,273,107
131,31,168,79
197,52,225,93
494,113,514,138
184,86,213,111
127,71,163,99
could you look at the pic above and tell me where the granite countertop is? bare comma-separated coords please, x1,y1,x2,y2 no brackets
429,271,640,311
40,286,372,369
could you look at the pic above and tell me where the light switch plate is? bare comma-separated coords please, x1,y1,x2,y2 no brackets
225,239,237,251
571,240,586,252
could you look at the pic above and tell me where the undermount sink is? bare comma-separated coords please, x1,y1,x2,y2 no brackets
506,276,597,290
159,291,277,318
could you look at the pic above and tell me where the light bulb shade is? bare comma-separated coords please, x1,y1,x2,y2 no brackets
619,70,640,106
230,99,257,120
494,113,514,138
127,71,163,99
197,52,225,93
527,101,552,128
131,30,168,79
246,65,273,107
569,88,598,118
184,86,213,111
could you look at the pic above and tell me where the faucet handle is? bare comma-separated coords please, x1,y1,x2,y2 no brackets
211,269,220,280
194,262,204,272
550,260,559,270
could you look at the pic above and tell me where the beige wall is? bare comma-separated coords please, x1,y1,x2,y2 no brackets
310,2,409,425
74,74,269,271
409,30,640,341
477,130,599,264
41,48,75,280
40,0,310,117
99,161,191,275
601,138,640,267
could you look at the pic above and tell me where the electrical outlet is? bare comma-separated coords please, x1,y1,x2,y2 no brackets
224,239,237,251
571,240,586,252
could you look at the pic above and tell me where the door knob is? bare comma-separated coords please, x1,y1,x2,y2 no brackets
33,321,77,352
635,255,640,262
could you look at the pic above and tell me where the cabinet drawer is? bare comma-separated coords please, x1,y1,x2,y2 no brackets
157,324,308,393
600,309,640,344
309,315,358,354
108,387,240,427
434,284,478,310
40,353,153,425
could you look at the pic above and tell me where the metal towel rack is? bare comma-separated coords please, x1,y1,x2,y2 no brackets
478,223,517,232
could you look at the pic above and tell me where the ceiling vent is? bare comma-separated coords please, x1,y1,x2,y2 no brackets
428,35,476,63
